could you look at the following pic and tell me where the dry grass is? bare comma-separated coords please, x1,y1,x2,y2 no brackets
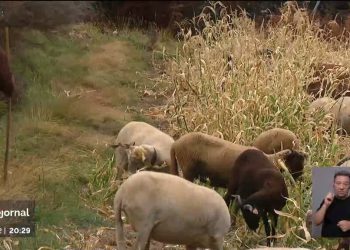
84,41,132,71
156,1,350,249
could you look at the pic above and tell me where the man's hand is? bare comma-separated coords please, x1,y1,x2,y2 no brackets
337,220,350,232
314,192,334,226
324,192,334,208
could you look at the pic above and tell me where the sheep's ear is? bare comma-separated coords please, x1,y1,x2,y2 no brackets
243,204,259,215
231,194,242,205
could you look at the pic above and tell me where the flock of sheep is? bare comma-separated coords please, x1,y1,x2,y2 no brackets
109,61,350,250
111,121,309,249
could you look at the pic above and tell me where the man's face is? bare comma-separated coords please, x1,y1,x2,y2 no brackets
333,175,350,199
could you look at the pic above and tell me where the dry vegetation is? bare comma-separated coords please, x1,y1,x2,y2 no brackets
154,1,350,249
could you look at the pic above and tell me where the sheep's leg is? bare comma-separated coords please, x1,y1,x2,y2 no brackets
261,211,272,247
182,165,198,182
211,236,224,250
145,238,151,250
224,176,239,207
115,147,128,179
224,180,239,228
230,199,241,228
134,223,154,250
270,213,278,244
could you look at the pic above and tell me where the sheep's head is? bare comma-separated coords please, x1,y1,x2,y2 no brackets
125,145,157,173
232,194,260,231
284,150,307,180
111,142,159,173
129,145,148,162
232,195,259,214
272,149,307,181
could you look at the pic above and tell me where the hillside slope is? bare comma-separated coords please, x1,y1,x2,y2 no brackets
0,23,176,249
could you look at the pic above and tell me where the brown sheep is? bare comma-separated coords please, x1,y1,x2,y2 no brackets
224,149,288,247
114,171,231,250
169,132,306,185
252,128,300,154
325,20,343,38
305,63,350,99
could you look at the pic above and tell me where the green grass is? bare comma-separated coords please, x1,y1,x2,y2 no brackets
0,21,172,249
37,179,105,227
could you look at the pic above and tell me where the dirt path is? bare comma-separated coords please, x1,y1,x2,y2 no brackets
70,39,177,250
74,40,174,250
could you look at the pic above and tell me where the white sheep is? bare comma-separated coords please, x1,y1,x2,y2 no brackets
308,97,336,114
306,96,350,135
337,156,350,167
111,121,174,178
330,96,350,135
114,171,231,250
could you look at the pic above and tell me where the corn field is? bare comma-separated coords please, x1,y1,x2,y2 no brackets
154,1,350,249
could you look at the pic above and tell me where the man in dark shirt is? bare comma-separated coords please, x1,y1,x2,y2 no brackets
314,170,350,237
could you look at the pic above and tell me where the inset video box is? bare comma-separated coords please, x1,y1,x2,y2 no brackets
0,200,35,237
311,167,350,238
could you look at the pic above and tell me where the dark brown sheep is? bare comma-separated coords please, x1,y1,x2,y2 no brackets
0,48,15,98
224,149,288,247
282,150,306,180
